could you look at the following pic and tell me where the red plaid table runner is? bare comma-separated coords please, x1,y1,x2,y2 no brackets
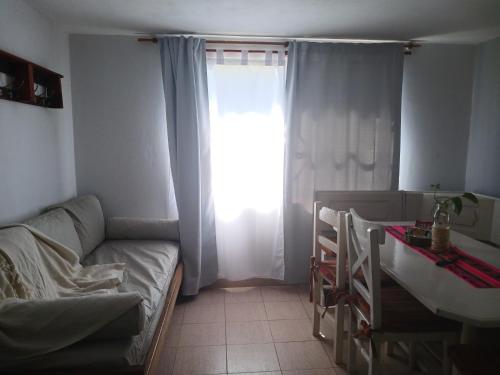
385,226,500,288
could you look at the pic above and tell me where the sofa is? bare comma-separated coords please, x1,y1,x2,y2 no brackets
315,190,500,246
0,195,183,374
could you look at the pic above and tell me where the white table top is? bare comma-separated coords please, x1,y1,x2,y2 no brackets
379,222,500,327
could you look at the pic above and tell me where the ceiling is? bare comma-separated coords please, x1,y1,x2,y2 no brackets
27,0,500,43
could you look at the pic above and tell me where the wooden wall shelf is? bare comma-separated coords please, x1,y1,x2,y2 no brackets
0,49,63,108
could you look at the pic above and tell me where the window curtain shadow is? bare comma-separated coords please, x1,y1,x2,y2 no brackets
284,42,404,283
159,37,218,295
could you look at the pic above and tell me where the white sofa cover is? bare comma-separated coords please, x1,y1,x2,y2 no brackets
1,195,180,372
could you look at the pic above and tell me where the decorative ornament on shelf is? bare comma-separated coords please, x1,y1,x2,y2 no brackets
0,72,24,100
429,184,478,253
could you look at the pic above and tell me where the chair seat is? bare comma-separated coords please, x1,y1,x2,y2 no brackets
355,287,460,333
449,344,500,375
318,260,396,288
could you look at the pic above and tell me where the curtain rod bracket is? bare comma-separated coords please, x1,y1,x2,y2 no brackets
403,41,421,55
138,37,158,43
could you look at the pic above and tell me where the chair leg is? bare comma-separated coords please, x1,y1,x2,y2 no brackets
442,339,451,375
409,341,417,370
313,306,321,337
312,272,323,337
386,342,395,356
347,312,357,373
312,282,321,337
369,340,381,375
333,301,344,364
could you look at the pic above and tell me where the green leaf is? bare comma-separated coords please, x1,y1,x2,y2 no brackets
462,192,479,204
450,197,463,215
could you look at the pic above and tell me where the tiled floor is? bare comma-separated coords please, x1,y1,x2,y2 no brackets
159,285,415,375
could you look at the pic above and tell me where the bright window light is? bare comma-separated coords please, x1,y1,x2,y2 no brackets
207,62,286,281
208,65,285,222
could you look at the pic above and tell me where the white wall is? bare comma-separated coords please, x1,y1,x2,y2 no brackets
0,0,76,224
466,38,500,198
69,35,174,218
399,44,475,191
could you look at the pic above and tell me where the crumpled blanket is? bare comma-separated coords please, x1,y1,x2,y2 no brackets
0,224,142,362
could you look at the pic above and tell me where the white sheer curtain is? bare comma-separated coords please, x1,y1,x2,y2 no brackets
207,46,286,281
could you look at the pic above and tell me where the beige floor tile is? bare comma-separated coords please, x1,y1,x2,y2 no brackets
265,301,308,320
261,285,301,302
155,346,177,375
297,283,311,303
226,320,273,344
275,341,332,371
225,286,263,303
190,288,225,305
225,302,268,322
173,345,226,374
165,323,182,347
178,322,226,346
227,343,280,373
230,372,281,375
283,369,338,375
329,367,349,375
269,319,318,342
184,303,225,323
302,299,315,320
320,340,336,367
171,304,185,325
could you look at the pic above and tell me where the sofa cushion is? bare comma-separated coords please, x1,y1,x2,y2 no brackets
106,217,180,241
24,209,84,258
46,195,105,257
83,239,179,365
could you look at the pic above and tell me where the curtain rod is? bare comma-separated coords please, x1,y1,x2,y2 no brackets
138,38,288,46
137,33,414,44
137,35,420,54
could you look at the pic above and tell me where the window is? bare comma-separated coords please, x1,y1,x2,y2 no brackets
207,46,286,280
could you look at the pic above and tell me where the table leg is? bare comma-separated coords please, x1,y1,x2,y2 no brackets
460,323,479,344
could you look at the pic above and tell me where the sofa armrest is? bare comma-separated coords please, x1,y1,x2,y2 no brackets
0,292,144,362
106,217,180,241
85,300,145,340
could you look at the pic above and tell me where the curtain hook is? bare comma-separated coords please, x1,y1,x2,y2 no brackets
241,50,248,65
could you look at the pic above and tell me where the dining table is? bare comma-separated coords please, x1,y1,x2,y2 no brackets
378,222,500,343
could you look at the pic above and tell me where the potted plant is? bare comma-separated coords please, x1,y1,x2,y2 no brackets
429,184,478,253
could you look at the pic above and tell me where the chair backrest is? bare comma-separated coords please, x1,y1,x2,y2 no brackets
315,191,405,221
313,201,347,289
345,208,386,328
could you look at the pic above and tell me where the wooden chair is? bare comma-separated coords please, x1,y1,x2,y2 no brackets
345,209,460,375
311,201,348,364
